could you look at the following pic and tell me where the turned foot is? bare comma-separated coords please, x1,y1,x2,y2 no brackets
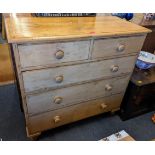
29,134,40,140
110,107,120,115
26,126,41,140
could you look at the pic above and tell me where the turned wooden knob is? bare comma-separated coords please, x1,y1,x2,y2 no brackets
105,84,112,91
117,44,125,52
100,103,107,109
55,50,64,59
54,96,63,104
55,75,63,83
54,116,61,123
111,65,119,72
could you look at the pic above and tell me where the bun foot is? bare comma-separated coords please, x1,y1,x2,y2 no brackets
110,107,120,115
29,134,40,140
26,126,41,140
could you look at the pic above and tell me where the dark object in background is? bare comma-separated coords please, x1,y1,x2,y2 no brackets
140,16,155,54
111,13,133,21
120,23,155,121
119,67,155,120
33,13,96,17
141,26,155,54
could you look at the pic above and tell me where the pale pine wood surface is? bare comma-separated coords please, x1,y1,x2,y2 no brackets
4,14,151,43
5,14,150,139
18,40,90,68
18,35,145,70
26,75,130,115
28,93,123,134
92,35,146,58
23,56,136,93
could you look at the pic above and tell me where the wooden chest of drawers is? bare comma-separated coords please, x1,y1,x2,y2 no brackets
4,14,150,140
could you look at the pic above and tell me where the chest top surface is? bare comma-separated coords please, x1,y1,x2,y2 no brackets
4,14,151,43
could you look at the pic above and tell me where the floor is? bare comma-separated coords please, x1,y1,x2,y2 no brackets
0,84,155,141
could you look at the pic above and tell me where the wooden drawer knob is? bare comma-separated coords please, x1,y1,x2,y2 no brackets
105,84,112,91
55,75,63,83
55,50,64,59
54,116,61,123
111,65,119,72
117,44,125,52
100,103,107,109
54,96,63,104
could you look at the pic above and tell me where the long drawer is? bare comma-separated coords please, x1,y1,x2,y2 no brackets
26,75,130,115
92,35,146,59
23,56,136,93
18,40,90,69
27,93,123,134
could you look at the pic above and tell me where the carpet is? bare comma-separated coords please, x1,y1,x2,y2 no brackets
0,84,155,141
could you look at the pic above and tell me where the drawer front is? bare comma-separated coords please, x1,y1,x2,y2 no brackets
23,56,136,93
92,35,146,59
26,75,130,115
18,40,90,69
27,93,123,134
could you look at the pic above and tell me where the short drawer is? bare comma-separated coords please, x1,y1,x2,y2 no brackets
27,93,123,134
92,35,146,58
18,40,90,69
23,55,136,93
26,75,130,115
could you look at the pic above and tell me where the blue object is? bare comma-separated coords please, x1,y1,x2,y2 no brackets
136,60,154,69
111,13,134,21
136,51,155,69
125,13,133,20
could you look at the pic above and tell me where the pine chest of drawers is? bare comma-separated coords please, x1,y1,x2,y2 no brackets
4,14,150,140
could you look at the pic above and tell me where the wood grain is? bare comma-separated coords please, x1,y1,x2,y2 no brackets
2,15,6,40
92,35,146,58
11,44,30,124
27,93,124,134
23,56,136,93
18,40,90,68
26,75,130,115
0,43,14,84
5,14,150,139
4,15,151,43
